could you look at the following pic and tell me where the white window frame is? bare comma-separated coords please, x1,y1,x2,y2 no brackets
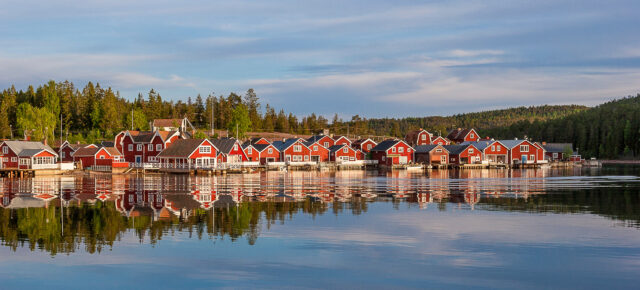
247,147,252,154
2,147,7,154
313,145,318,151
421,134,427,140
470,133,474,138
233,144,238,151
324,142,329,148
469,148,474,154
99,155,105,159
304,155,309,161
367,144,372,150
391,147,396,153
293,145,302,152
137,144,143,151
491,145,495,152
436,149,442,153
553,153,558,158
520,145,529,152
199,146,211,154
128,144,133,151
343,147,348,153
156,144,162,151
399,147,404,153
268,148,273,154
11,157,17,162
61,152,66,158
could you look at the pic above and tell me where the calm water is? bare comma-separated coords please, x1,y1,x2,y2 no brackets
0,167,639,289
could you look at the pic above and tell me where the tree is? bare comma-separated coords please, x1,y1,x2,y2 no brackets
16,103,57,142
563,145,573,160
227,104,251,138
193,130,208,139
124,108,149,131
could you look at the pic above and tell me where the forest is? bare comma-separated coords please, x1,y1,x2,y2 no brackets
0,80,637,158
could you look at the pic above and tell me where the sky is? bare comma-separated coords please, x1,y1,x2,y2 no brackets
1,0,639,118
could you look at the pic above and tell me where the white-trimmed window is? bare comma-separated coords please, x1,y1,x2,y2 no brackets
128,144,133,151
470,133,474,139
148,144,153,151
313,145,318,151
2,157,7,162
407,148,411,153
343,147,348,153
367,144,372,150
293,145,302,152
61,152,66,158
530,154,535,161
469,148,474,154
520,145,529,152
11,157,17,162
399,147,404,153
247,147,252,154
421,134,427,140
19,158,30,165
156,144,162,151
137,144,143,151
233,144,238,151
2,147,7,154
199,146,211,154
391,147,396,153
553,153,558,158
382,156,386,161
268,148,273,154
436,148,442,152
100,155,105,159
491,145,495,152
304,155,309,161
324,142,329,147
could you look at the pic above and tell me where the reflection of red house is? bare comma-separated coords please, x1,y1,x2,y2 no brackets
370,139,414,166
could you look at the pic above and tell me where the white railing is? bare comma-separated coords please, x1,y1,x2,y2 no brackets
242,161,260,167
266,162,286,166
337,160,364,165
287,161,317,166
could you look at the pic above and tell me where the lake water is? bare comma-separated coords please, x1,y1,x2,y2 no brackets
0,167,639,289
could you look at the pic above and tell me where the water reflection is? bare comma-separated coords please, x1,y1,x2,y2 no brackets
0,168,639,256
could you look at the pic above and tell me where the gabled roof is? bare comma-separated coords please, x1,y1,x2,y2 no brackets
329,144,354,153
275,138,307,151
498,139,529,149
414,144,448,153
152,118,184,128
104,147,122,156
73,147,100,157
158,139,211,158
333,135,351,143
543,143,572,153
306,135,331,143
370,139,400,152
352,138,376,146
158,130,179,142
1,141,58,157
67,143,90,150
443,144,473,155
447,128,477,141
132,131,157,143
253,143,277,153
210,138,240,154
303,140,327,149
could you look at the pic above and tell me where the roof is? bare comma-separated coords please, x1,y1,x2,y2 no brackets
447,128,476,141
68,143,90,150
2,141,58,157
253,143,276,152
306,135,331,143
72,147,100,157
153,118,184,128
370,139,400,152
329,144,353,153
352,138,375,146
132,132,156,143
543,143,572,153
414,145,447,153
210,138,239,154
497,139,529,149
99,141,115,147
443,144,470,155
157,139,208,157
333,135,351,142
158,131,179,142
405,129,429,143
275,138,306,151
104,147,122,156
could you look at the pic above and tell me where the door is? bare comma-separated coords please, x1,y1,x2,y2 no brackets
441,155,447,164
399,156,408,164
521,155,527,163
135,156,142,163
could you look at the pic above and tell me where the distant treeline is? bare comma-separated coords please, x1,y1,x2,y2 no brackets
0,80,637,158
482,94,640,159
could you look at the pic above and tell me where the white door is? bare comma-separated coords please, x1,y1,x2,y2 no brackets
399,156,408,164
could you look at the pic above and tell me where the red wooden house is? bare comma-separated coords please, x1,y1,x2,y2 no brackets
463,140,509,164
120,131,165,164
252,143,281,164
211,138,248,163
57,141,91,162
0,141,58,169
447,128,481,144
369,139,414,166
351,138,377,153
307,135,335,149
333,136,352,146
305,141,330,162
414,144,449,164
274,138,311,162
73,147,126,169
329,144,359,162
242,143,261,162
157,139,218,168
247,137,271,145
500,140,545,164
405,128,433,146
445,144,482,164
430,136,451,146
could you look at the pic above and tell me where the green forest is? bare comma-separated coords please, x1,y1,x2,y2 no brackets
0,80,637,158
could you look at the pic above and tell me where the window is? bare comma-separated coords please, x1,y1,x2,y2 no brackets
247,147,252,154
553,153,558,158
470,133,474,138
399,147,404,153
128,144,133,151
469,148,474,154
436,149,442,152
233,144,238,151
100,155,105,159
421,134,427,140
367,144,372,150
313,146,318,151
350,157,355,161
156,144,162,151
61,152,65,158
407,148,411,153
391,147,396,153
343,147,348,153
199,146,211,154
19,158,29,165
491,145,495,152
11,157,17,162
2,157,7,162
304,155,309,161
137,144,143,151
2,147,7,154
293,145,302,152
520,145,529,152
324,142,329,147
530,154,535,161
268,148,273,154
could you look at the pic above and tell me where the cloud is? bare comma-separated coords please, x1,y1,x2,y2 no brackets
445,49,505,58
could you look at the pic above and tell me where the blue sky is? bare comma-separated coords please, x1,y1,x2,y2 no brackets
1,0,639,118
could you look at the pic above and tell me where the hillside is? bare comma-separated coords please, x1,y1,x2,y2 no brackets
482,94,640,159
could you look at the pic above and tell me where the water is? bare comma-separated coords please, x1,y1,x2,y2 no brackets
0,167,639,289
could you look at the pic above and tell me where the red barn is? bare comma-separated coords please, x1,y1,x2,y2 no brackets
329,144,359,162
414,144,449,164
370,139,414,166
352,138,377,153
305,141,330,162
275,138,311,162
405,128,433,146
306,135,334,149
445,144,482,164
447,128,481,144
158,139,218,169
211,138,248,163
